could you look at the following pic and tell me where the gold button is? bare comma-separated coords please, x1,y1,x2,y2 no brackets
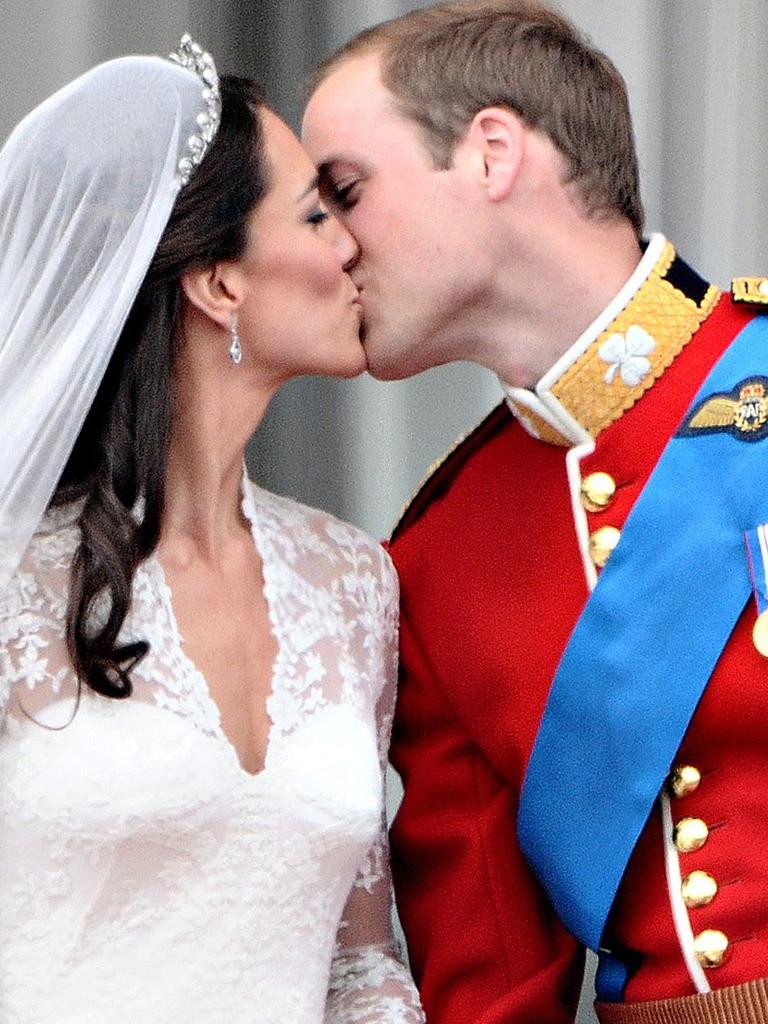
589,526,621,568
693,929,729,968
669,764,701,798
581,472,617,513
674,817,709,853
682,870,718,908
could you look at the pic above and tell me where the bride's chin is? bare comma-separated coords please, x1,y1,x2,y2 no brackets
335,330,367,377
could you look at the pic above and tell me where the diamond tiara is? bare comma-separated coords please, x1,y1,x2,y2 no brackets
168,34,221,186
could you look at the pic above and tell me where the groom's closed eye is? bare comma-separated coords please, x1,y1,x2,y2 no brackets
318,166,361,212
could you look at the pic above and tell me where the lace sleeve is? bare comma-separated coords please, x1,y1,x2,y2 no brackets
325,545,425,1024
0,522,79,726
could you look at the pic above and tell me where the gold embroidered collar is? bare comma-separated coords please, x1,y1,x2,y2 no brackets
501,235,721,446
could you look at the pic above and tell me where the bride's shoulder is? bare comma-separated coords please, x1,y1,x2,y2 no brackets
5,506,79,596
0,510,77,673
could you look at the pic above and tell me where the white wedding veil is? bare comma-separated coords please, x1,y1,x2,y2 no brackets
0,38,220,591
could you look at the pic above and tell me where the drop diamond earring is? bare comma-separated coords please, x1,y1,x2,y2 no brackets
229,313,242,365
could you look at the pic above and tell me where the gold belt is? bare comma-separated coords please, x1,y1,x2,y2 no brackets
595,978,768,1024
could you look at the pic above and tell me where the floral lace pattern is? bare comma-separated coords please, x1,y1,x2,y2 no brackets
0,479,423,1024
328,946,426,1024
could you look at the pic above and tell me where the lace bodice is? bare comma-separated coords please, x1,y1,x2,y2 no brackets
0,479,424,1024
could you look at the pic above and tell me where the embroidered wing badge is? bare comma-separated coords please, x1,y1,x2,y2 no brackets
678,377,768,442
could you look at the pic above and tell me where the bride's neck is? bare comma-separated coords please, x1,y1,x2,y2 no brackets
159,348,274,563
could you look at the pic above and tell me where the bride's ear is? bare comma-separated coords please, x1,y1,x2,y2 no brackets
180,263,244,329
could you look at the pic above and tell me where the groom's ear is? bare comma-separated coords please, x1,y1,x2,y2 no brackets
180,262,245,329
455,106,526,202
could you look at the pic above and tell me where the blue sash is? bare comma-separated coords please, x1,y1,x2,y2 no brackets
518,315,768,954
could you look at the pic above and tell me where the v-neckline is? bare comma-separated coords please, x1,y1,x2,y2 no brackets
148,478,279,781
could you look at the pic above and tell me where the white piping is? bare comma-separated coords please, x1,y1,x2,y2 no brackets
566,440,598,592
661,792,711,993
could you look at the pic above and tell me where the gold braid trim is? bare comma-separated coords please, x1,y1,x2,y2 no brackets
506,403,572,447
551,242,720,437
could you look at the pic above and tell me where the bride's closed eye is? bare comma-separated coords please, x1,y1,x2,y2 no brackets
306,206,330,227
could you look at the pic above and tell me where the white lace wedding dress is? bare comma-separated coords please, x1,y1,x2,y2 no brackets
0,479,425,1024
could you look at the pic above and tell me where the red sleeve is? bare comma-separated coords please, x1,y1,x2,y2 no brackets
389,608,584,1024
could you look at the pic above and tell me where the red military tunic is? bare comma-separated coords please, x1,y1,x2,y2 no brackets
388,236,768,1023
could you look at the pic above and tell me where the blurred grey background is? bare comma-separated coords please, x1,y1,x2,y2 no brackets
4,2,767,1021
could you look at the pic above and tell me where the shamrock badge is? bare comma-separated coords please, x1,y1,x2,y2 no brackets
598,325,656,387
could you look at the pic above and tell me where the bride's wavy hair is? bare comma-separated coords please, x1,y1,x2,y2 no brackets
51,76,267,699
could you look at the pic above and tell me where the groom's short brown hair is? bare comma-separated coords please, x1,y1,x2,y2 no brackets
312,0,643,233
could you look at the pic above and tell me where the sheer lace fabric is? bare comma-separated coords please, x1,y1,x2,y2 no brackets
0,480,424,1024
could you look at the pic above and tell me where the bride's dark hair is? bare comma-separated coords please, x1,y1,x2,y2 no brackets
51,76,267,699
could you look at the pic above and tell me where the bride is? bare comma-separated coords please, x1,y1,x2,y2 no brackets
0,37,423,1024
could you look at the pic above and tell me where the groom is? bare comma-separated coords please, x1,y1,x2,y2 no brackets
303,2,768,1022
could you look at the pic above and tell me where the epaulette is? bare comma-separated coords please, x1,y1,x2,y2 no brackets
390,401,510,544
732,277,768,308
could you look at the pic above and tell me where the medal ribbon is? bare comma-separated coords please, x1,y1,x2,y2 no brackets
745,524,768,654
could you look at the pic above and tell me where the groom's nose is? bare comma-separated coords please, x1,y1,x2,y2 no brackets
330,215,360,272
